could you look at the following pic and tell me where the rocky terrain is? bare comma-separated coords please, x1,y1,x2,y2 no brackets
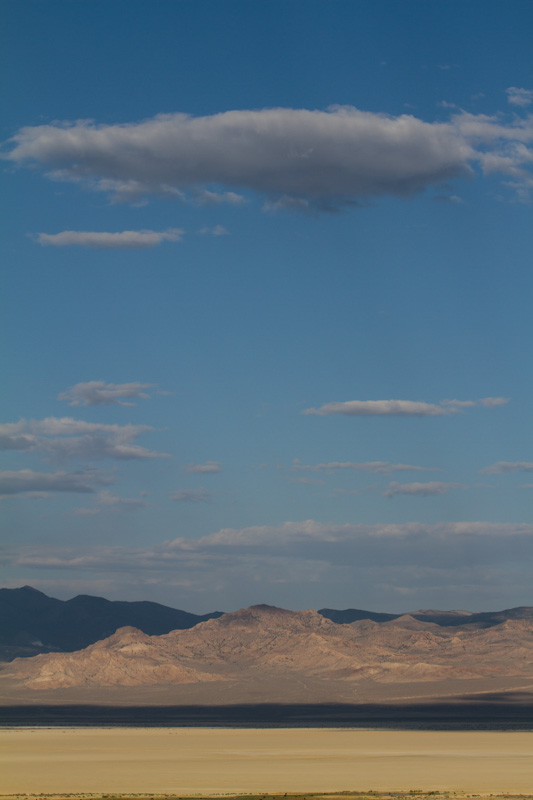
2,604,533,700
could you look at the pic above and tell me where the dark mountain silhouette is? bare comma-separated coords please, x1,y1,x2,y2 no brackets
318,608,398,624
0,586,223,661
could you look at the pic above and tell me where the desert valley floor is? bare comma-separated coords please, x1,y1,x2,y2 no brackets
1,727,533,797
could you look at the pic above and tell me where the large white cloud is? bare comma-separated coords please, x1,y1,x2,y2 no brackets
0,417,169,461
58,381,155,407
5,103,533,208
4,106,474,209
33,228,183,248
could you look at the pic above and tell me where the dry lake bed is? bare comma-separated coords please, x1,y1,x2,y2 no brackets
1,727,532,797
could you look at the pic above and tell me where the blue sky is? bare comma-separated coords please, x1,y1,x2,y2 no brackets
1,0,532,613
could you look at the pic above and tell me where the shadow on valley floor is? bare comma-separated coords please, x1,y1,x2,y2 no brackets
2,693,533,729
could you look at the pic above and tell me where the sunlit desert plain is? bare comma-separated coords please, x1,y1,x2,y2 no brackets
1,727,533,797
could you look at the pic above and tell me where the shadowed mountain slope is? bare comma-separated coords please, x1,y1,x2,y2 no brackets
0,586,223,661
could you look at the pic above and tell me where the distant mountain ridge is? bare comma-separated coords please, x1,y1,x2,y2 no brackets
318,606,533,628
0,586,223,661
4,604,533,702
1,586,532,662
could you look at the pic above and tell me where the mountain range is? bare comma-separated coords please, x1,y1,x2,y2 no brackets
2,600,533,706
2,586,532,662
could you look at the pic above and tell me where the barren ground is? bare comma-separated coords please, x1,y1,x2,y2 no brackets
1,727,532,796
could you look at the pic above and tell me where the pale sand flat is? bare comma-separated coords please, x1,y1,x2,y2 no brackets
1,727,532,795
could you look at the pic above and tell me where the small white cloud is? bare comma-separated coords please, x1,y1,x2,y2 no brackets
32,228,184,249
303,399,459,417
478,396,510,408
185,461,221,474
287,476,325,486
195,189,245,205
97,490,149,509
197,225,229,236
263,195,313,213
58,381,155,407
384,481,465,497
170,488,211,502
74,490,149,515
0,468,113,498
0,417,170,461
506,87,533,108
432,194,464,203
480,461,533,475
303,397,510,417
292,459,439,473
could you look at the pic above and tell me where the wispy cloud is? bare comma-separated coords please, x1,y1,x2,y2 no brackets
0,469,113,498
58,381,155,407
170,488,211,502
32,228,184,248
0,417,170,461
441,397,510,408
291,458,439,473
185,461,221,474
287,476,325,486
478,396,510,408
197,225,229,236
506,87,533,108
480,461,533,475
195,190,245,206
73,490,149,515
383,481,466,497
303,397,510,417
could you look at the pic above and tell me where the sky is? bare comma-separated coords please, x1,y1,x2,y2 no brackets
1,0,532,614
